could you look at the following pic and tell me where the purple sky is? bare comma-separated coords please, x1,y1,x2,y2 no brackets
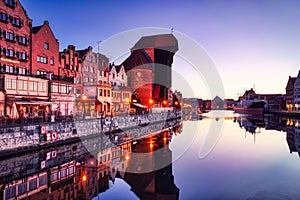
21,0,300,99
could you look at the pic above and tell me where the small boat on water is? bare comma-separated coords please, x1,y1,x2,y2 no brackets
234,88,266,115
234,101,265,115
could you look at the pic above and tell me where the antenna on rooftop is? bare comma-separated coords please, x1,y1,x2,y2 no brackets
171,27,174,33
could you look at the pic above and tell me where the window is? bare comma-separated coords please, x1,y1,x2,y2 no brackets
85,66,89,72
12,17,22,27
44,42,49,50
6,65,14,73
29,179,37,191
60,169,67,178
6,78,12,89
6,32,14,41
5,186,16,199
18,80,23,90
99,71,102,76
85,77,89,83
50,58,54,65
39,175,47,186
104,89,106,97
77,77,81,84
18,52,27,60
107,90,110,97
33,82,37,91
37,56,47,64
99,89,102,96
11,79,16,89
24,81,27,90
60,85,66,93
0,12,7,22
113,73,115,79
28,81,33,91
52,84,58,93
18,36,27,45
122,74,124,80
89,55,93,62
38,82,43,92
91,67,95,73
6,49,14,57
18,183,27,195
5,0,17,8
50,172,58,182
37,71,47,76
68,167,74,175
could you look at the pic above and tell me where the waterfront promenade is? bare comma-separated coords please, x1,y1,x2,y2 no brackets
0,111,181,156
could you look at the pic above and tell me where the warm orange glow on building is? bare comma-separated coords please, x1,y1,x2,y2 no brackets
149,99,154,104
82,175,87,182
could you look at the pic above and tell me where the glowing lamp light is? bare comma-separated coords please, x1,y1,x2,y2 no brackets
90,161,94,165
125,155,130,160
149,99,154,104
150,143,153,148
174,101,178,106
81,94,87,101
82,175,87,182
163,137,167,141
163,100,167,105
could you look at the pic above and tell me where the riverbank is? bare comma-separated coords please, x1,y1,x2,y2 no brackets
0,112,181,157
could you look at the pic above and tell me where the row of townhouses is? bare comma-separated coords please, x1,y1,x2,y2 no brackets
286,71,300,111
0,0,132,122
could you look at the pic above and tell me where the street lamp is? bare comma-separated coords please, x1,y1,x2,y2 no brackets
81,94,88,119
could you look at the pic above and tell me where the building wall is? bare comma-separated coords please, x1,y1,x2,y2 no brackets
127,68,154,106
0,0,32,75
31,21,59,76
59,45,82,97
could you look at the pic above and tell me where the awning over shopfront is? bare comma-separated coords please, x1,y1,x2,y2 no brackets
8,98,52,105
132,103,148,108
96,100,105,104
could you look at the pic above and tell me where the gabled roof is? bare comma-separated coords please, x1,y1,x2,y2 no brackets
31,25,43,34
32,21,58,42
285,76,296,90
131,34,178,53
122,49,153,72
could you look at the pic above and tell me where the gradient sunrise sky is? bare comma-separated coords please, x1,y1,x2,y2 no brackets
21,0,300,99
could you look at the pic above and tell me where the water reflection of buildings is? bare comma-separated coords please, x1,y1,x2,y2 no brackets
0,122,182,200
234,114,300,157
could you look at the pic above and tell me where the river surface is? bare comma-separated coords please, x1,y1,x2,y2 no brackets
1,110,300,200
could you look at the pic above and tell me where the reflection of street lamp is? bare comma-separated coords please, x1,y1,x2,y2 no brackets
81,94,87,119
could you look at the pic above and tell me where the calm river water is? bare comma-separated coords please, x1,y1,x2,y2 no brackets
1,110,300,200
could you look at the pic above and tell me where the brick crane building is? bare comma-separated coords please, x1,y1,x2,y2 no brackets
122,34,178,108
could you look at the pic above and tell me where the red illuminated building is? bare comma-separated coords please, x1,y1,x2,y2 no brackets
31,20,59,76
0,0,32,75
122,34,178,107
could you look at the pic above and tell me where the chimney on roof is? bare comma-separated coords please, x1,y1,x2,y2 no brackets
88,46,93,51
44,20,49,25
